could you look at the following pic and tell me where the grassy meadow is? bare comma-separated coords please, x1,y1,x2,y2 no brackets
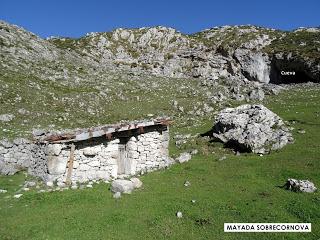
0,86,319,239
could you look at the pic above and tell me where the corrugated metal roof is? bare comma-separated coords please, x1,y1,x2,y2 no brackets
34,118,171,144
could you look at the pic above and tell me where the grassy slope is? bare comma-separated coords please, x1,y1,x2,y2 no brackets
0,87,319,239
0,70,210,140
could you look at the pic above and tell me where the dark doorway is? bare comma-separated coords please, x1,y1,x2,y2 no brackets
269,59,317,84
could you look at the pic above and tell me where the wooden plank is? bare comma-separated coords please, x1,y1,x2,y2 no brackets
66,144,75,185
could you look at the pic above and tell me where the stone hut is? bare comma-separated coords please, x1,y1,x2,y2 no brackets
0,118,171,185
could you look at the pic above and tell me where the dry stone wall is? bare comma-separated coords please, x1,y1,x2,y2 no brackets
0,127,171,185
0,138,47,178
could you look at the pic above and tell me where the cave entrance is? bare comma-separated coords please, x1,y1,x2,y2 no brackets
269,61,317,84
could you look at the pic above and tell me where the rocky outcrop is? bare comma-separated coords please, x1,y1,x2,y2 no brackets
1,20,319,88
212,104,293,154
234,49,271,83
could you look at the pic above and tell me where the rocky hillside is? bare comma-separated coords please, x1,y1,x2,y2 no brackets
0,20,319,139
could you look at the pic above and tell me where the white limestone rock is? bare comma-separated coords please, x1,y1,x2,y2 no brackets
212,104,293,154
47,156,68,175
47,144,63,156
176,211,183,218
46,181,54,187
130,177,143,189
0,114,15,122
113,192,121,199
234,49,271,83
176,152,192,163
285,179,317,193
83,146,101,156
111,179,134,194
14,194,23,199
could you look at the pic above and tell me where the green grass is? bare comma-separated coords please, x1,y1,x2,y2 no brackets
0,86,319,239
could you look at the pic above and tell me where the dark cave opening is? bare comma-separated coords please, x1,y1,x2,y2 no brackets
269,60,317,84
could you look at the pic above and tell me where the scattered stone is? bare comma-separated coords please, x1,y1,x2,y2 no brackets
248,88,265,101
191,200,196,203
298,129,306,134
32,129,46,136
111,179,134,194
57,181,66,188
284,179,317,193
23,187,30,191
14,194,23,199
113,192,121,199
130,177,143,189
212,104,293,154
218,156,226,161
0,189,7,193
0,114,14,122
24,181,36,187
184,181,191,187
18,108,30,115
86,184,93,188
71,185,78,190
46,181,54,187
176,211,183,218
176,152,192,163
190,149,198,155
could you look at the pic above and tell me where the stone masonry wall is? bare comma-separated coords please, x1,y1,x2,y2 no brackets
0,127,171,185
0,138,47,179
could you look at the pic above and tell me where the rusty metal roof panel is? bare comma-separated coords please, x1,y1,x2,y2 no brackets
34,118,171,143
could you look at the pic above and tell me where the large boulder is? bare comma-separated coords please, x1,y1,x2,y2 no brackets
285,179,317,193
212,104,293,154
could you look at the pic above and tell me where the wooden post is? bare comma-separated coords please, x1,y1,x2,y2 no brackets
66,144,75,185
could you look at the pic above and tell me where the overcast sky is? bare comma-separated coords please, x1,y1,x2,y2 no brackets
1,0,319,38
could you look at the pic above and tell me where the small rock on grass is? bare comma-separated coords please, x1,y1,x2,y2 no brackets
14,194,23,199
176,152,192,163
184,181,191,187
176,211,183,218
113,192,121,199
